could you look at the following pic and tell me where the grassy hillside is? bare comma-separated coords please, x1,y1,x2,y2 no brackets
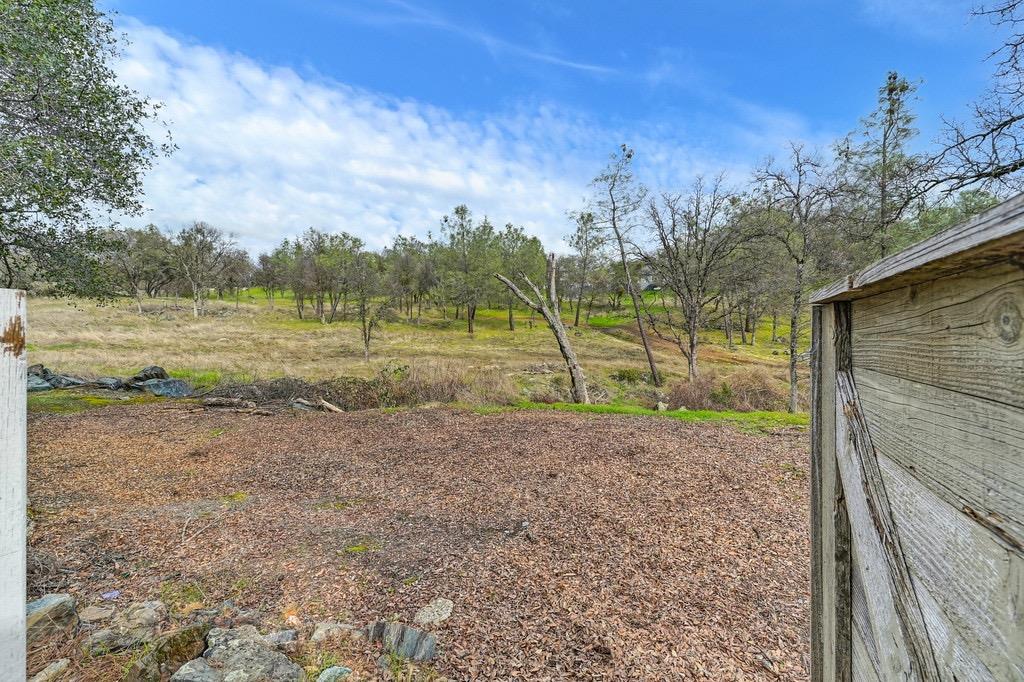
25,292,811,411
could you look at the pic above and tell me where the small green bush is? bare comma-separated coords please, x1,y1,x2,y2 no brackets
610,368,647,384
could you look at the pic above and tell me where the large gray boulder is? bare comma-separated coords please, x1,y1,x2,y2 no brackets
170,626,305,682
138,378,191,398
26,594,78,643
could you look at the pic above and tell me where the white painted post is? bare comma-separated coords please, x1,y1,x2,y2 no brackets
0,289,26,679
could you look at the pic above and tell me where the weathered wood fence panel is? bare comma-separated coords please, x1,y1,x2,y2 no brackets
0,289,27,678
810,195,1024,681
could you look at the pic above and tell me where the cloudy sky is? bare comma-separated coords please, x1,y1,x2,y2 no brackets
104,0,999,252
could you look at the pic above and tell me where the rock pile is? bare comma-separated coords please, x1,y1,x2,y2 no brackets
26,364,192,397
27,591,448,681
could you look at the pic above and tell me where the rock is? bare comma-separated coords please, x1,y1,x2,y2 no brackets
131,365,170,382
92,377,125,390
170,658,221,682
26,594,78,643
79,604,116,623
46,374,87,388
366,621,436,662
27,375,53,392
118,600,168,631
138,378,191,398
413,598,453,627
173,625,305,681
310,621,358,643
316,666,352,682
655,401,669,411
125,622,211,682
206,625,263,650
85,600,167,654
289,399,317,411
29,658,70,682
263,629,298,652
205,634,305,681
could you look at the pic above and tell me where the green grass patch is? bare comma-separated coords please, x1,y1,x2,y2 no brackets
159,579,206,614
27,391,162,414
488,401,808,432
586,314,630,329
220,491,250,505
342,540,381,554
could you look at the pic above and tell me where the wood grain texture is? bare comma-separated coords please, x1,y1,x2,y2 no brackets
855,367,1024,552
0,289,26,679
811,304,852,682
851,261,1024,409
834,302,940,680
878,452,1022,680
851,550,883,682
812,193,1024,303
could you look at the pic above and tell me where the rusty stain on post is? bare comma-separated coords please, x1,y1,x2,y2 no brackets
1,313,25,356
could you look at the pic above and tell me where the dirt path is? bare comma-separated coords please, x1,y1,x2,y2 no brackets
28,404,810,680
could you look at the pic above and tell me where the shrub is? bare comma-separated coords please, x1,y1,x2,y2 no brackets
206,360,517,410
667,368,786,412
610,367,647,384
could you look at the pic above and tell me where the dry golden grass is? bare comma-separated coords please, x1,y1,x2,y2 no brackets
26,295,805,403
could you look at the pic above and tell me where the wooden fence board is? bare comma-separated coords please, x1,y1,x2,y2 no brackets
811,304,852,681
854,367,1024,551
850,261,1024,408
812,194,1024,303
877,452,1023,680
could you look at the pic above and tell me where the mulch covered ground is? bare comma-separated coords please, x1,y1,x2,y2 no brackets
28,404,810,680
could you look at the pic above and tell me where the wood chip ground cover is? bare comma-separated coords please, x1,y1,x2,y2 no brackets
28,405,810,680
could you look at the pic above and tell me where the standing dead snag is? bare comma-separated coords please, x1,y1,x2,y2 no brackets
496,254,589,403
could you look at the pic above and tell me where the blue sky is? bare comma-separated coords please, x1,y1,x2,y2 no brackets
103,0,1000,251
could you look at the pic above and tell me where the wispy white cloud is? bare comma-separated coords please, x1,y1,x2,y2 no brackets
114,20,823,253
314,0,617,75
858,0,968,39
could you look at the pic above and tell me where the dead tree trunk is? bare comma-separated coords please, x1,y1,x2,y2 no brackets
496,254,589,403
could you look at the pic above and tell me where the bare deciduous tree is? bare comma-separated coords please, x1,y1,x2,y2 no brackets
753,145,842,413
931,1,1024,192
496,253,589,403
593,145,662,386
168,221,233,318
640,177,749,380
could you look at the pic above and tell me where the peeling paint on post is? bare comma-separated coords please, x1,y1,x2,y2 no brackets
0,289,26,679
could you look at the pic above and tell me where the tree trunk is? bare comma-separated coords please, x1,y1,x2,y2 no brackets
135,291,144,315
496,255,589,403
686,315,699,380
609,225,661,386
191,283,201,319
788,262,804,413
507,300,515,331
